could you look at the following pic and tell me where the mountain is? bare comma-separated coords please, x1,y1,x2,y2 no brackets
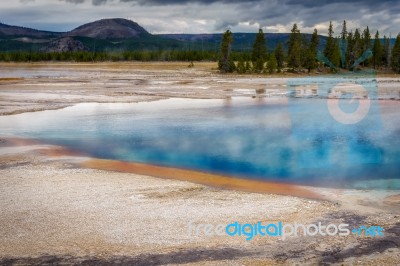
0,22,60,38
67,18,150,39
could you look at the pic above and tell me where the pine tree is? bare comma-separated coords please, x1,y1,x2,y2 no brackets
274,42,285,72
383,35,390,67
346,31,354,69
305,29,319,73
309,29,319,72
362,26,371,66
324,21,336,67
331,39,341,72
300,34,310,68
340,20,348,68
218,30,234,73
287,23,301,70
341,20,348,39
267,53,277,74
339,41,347,68
372,31,383,69
391,34,400,73
351,29,362,69
252,29,267,72
362,26,372,50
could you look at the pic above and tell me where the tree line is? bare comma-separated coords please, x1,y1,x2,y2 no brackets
218,21,400,74
0,50,219,62
0,48,254,63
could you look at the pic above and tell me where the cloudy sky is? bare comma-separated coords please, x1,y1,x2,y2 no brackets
1,0,399,36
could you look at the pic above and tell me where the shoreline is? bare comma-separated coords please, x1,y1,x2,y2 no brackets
1,136,324,200
0,61,399,76
4,136,400,204
82,158,323,200
16,137,400,209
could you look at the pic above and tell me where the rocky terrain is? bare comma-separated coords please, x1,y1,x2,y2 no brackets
40,37,88,53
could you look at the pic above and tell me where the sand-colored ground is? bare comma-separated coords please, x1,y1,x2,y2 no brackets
0,62,399,265
1,62,399,116
0,140,399,265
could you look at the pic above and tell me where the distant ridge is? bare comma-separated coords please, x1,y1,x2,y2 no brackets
0,22,60,38
0,18,149,40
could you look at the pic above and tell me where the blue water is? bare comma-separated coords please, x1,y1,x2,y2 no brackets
1,97,399,189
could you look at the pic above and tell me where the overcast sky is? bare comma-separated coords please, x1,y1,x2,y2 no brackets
1,0,399,36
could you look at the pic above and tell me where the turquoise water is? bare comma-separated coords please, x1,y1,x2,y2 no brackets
1,97,399,189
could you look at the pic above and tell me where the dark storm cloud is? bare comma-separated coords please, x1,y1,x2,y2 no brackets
120,0,259,4
60,0,396,5
63,0,85,3
61,0,109,5
92,0,107,5
285,0,396,7
59,0,260,5
285,0,400,17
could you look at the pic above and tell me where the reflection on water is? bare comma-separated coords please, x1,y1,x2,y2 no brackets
0,97,399,189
